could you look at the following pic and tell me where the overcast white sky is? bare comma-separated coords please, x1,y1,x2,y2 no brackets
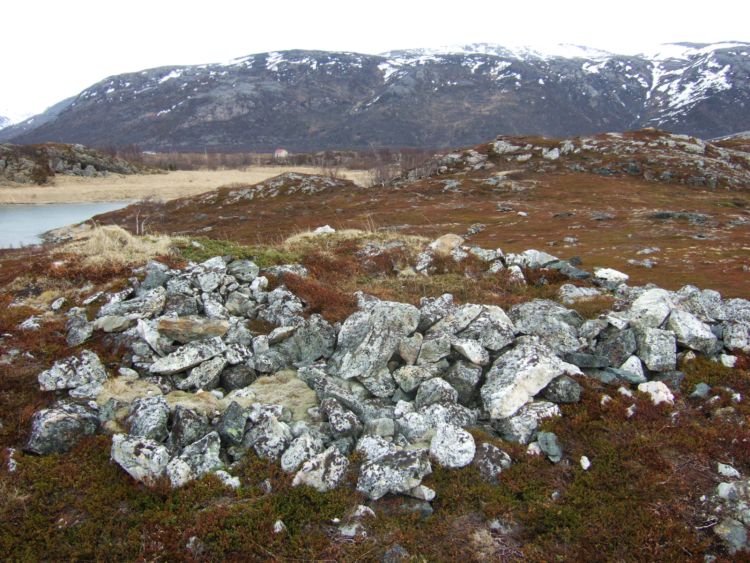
1,0,749,121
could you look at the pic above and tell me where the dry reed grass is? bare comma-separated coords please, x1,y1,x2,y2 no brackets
62,225,178,268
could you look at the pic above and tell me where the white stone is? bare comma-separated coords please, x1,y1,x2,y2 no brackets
629,288,675,328
580,456,592,471
594,268,629,286
111,434,169,484
273,520,287,534
619,355,646,381
451,338,490,366
666,309,718,354
481,340,581,420
718,462,741,479
429,424,476,468
637,381,674,405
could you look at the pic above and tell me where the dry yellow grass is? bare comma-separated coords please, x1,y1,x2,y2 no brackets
0,167,370,204
63,225,178,267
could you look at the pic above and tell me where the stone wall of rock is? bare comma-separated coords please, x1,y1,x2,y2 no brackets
21,236,750,545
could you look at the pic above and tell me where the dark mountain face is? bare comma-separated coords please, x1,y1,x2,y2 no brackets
4,43,750,151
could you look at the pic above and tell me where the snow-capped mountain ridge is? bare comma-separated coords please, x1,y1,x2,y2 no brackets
2,42,749,150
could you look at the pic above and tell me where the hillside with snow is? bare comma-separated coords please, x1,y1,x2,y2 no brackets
2,42,750,150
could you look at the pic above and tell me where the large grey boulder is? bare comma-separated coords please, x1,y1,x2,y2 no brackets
149,337,226,375
666,309,718,355
292,446,350,492
635,327,677,372
26,402,99,454
38,350,107,391
356,449,432,500
111,433,170,484
509,300,583,354
416,334,452,365
493,401,561,444
329,301,419,392
128,396,170,442
166,431,224,487
429,423,476,468
481,339,581,420
98,287,166,320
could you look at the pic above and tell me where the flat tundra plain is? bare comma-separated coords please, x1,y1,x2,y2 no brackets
0,167,370,204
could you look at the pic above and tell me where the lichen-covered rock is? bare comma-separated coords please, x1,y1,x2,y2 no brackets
541,375,582,403
149,337,226,375
176,355,227,391
443,360,482,405
329,301,419,390
481,339,581,420
450,338,489,366
427,303,484,336
628,288,675,328
511,300,583,353
26,402,99,454
98,287,166,320
166,431,224,487
321,398,363,438
558,284,602,305
666,309,718,355
257,287,305,326
38,350,107,391
635,327,677,372
292,446,350,492
393,365,433,393
415,377,458,409
416,334,452,365
356,449,432,500
243,412,292,460
111,433,170,484
217,401,248,446
281,433,326,473
429,423,476,468
127,396,170,442
473,443,512,483
226,259,260,282
457,305,515,352
166,406,209,452
493,401,562,444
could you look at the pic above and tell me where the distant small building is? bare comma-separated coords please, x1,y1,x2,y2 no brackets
273,148,289,160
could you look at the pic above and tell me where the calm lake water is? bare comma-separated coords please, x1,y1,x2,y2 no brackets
0,202,130,248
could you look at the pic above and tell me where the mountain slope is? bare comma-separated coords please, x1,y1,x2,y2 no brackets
5,42,750,150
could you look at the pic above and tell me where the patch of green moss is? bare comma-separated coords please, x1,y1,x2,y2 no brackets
177,237,300,268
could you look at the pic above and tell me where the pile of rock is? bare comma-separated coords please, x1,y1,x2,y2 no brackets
0,142,143,184
24,238,749,510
